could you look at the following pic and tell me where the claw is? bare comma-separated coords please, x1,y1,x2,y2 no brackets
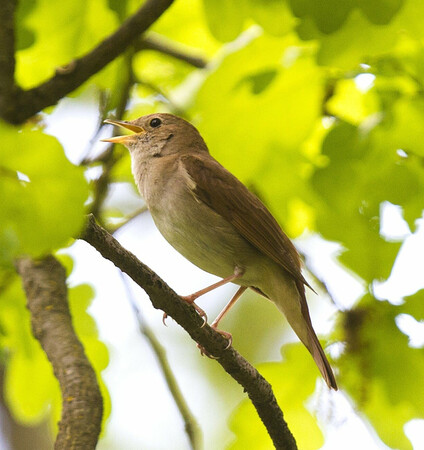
162,312,168,326
197,327,233,358
214,328,233,349
193,304,207,327
181,296,208,326
197,343,220,359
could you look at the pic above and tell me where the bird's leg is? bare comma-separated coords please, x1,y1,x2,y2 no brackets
198,286,247,357
181,266,244,304
163,267,244,326
210,286,247,332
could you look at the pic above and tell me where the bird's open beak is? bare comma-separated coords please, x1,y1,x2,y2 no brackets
101,119,146,144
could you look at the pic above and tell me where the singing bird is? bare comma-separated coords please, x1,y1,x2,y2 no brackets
103,113,337,390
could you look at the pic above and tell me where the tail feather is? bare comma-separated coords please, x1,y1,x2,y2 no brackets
306,326,338,390
257,268,337,390
295,279,337,390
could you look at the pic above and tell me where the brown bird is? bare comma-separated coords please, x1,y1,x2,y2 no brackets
103,113,337,390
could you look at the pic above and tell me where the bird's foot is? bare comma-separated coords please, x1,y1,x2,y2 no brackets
162,301,207,327
197,327,232,359
181,293,198,303
180,296,208,326
213,328,233,348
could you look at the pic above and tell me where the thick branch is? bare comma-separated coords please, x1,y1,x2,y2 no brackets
15,255,103,450
81,214,297,450
0,0,19,119
136,34,207,68
1,0,175,124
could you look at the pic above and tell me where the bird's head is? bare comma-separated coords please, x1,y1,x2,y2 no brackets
102,113,208,158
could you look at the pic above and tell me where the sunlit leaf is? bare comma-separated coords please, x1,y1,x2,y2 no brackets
356,0,405,25
16,0,118,87
401,290,424,321
194,33,322,182
246,0,298,36
15,0,37,50
0,122,89,266
1,266,110,427
327,79,380,124
288,0,354,34
202,0,245,42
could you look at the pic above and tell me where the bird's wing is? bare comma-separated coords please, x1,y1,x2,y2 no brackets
181,154,313,290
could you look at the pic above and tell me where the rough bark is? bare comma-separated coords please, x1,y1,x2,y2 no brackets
16,256,103,450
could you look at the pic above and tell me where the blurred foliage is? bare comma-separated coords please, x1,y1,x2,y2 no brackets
0,258,110,432
1,0,424,448
229,344,324,450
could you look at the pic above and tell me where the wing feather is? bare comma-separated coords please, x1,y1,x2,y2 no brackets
181,154,313,290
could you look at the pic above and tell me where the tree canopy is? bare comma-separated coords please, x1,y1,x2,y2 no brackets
0,0,423,449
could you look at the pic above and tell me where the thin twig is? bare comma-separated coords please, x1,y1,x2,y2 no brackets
88,51,135,221
136,34,207,68
119,272,203,450
81,214,297,450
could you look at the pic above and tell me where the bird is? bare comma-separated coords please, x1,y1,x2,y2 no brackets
102,113,337,390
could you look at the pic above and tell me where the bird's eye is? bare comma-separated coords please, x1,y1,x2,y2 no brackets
150,118,162,128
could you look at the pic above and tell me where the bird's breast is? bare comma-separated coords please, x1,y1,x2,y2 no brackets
144,170,257,280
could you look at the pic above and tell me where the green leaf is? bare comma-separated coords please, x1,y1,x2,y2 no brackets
202,0,245,42
1,267,110,427
0,122,89,266
317,9,398,68
326,79,380,125
339,296,424,449
245,0,298,36
309,117,424,281
368,124,424,229
15,0,37,51
16,0,118,88
2,278,58,424
194,33,323,182
384,97,424,157
288,0,354,34
316,1,424,68
356,0,405,25
236,68,278,94
152,0,219,55
106,0,129,20
229,344,324,450
401,290,424,321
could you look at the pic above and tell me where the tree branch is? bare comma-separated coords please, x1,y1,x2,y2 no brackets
0,0,20,120
15,255,103,450
81,214,297,450
0,0,175,124
136,34,207,68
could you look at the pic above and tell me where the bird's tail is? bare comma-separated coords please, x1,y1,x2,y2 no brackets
293,279,337,390
263,270,338,390
304,320,338,390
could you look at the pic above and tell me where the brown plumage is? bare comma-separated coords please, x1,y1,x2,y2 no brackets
103,113,337,390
